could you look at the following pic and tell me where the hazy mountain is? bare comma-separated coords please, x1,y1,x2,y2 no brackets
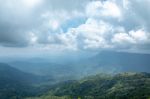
6,51,150,81
9,61,77,83
69,51,150,76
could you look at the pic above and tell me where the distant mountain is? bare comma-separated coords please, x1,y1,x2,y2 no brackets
29,72,150,99
8,51,150,81
93,51,150,72
9,61,76,82
0,63,46,99
69,51,150,76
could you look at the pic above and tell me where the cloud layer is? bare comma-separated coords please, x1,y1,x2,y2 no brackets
0,0,150,54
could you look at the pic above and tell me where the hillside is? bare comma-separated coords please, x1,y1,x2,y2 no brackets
0,63,46,99
1,62,150,99
27,72,150,99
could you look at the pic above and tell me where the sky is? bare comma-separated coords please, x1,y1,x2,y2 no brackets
0,0,150,57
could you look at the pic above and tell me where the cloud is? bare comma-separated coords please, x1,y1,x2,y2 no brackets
0,0,150,54
0,0,43,47
111,29,150,51
111,32,135,50
72,18,113,50
0,0,86,47
86,0,121,18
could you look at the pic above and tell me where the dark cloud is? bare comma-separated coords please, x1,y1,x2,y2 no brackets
0,0,89,47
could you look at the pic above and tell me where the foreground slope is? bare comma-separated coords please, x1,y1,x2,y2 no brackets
27,72,150,99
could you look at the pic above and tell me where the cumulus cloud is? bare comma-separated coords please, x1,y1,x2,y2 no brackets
111,29,150,53
86,0,121,18
0,0,150,54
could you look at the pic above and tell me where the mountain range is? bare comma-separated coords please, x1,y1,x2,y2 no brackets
8,51,150,80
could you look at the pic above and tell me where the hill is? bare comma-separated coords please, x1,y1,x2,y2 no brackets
27,72,150,99
0,63,45,99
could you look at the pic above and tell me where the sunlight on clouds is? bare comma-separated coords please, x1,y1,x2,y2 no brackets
49,19,60,31
112,29,150,49
29,32,38,45
86,1,121,18
102,1,121,18
22,0,42,8
84,37,109,49
123,0,130,9
76,18,112,37
112,33,135,45
129,29,149,42
40,10,72,32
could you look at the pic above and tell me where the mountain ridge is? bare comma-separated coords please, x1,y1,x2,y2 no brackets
27,72,150,99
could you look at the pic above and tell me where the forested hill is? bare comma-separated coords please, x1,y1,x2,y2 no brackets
1,63,150,99
27,72,150,99
0,63,45,99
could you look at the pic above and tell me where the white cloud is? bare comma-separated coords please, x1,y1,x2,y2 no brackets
29,32,38,45
41,10,70,31
123,0,130,9
22,0,42,8
86,1,121,18
129,29,149,43
112,29,150,50
56,18,114,50
112,33,135,48
84,37,109,49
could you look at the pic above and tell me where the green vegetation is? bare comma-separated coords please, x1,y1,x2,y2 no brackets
27,72,150,99
26,96,71,99
0,63,150,99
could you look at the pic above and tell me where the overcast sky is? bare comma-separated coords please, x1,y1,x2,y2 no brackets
0,0,150,57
